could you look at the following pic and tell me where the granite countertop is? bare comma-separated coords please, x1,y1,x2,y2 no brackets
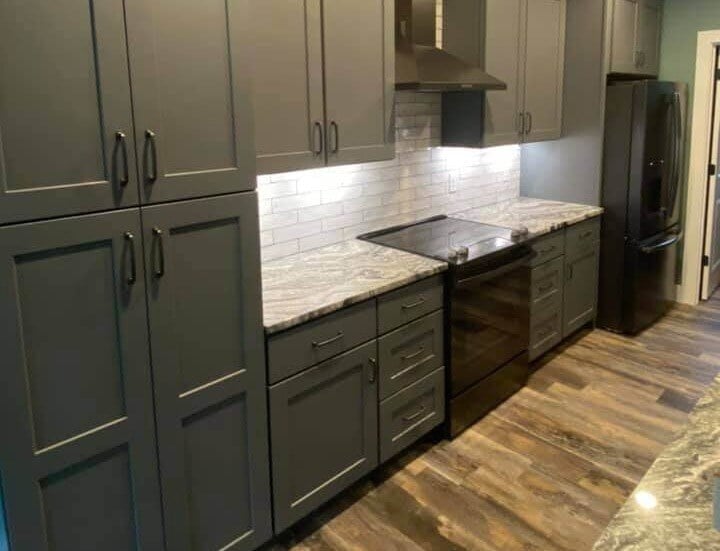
457,197,604,237
261,239,447,334
593,373,720,551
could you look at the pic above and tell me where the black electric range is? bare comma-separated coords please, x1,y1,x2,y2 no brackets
360,216,535,437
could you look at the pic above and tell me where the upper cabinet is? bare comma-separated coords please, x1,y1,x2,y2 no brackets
0,0,256,225
609,0,663,76
481,0,567,146
252,0,395,175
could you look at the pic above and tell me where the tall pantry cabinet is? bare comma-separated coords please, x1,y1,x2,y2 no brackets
0,1,271,551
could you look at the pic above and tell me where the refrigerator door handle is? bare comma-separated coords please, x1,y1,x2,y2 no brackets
640,232,683,254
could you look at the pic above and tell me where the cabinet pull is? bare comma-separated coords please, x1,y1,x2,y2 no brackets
368,357,378,383
313,121,324,155
401,297,426,310
401,346,425,361
115,131,129,187
525,112,533,134
124,232,137,286
152,227,165,278
567,264,574,281
403,405,426,422
518,112,525,135
330,121,339,154
312,331,344,348
144,130,158,184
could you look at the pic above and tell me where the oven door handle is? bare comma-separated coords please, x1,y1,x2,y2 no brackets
455,250,536,287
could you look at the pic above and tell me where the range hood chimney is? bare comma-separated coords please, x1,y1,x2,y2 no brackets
395,0,506,92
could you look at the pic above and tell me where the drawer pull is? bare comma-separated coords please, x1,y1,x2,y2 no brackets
312,332,344,348
403,405,426,422
539,245,556,255
401,346,425,361
368,357,378,383
401,297,426,310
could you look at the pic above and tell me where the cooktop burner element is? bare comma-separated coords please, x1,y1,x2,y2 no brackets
358,216,528,265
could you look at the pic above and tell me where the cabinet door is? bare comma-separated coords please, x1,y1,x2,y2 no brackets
270,341,379,533
610,0,641,74
523,0,566,143
638,0,662,76
0,0,138,224
125,0,256,204
252,0,325,175
563,245,600,337
142,194,271,551
323,0,395,166
484,0,525,147
0,209,163,550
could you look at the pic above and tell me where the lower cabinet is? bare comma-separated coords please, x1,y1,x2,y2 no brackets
0,193,272,551
563,245,600,337
269,341,379,533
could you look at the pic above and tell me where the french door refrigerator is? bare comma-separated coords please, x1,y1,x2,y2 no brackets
599,80,686,334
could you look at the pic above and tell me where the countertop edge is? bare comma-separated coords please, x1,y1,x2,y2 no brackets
263,263,448,335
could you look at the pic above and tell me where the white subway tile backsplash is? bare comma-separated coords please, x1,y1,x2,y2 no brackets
257,91,521,261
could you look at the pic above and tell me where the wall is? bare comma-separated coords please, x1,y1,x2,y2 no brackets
520,0,607,206
258,92,521,261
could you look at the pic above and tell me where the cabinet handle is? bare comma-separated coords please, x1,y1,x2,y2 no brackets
403,405,426,422
401,297,426,310
144,130,158,184
313,121,324,155
124,232,137,286
518,112,525,135
152,227,165,278
312,331,344,348
525,112,533,135
401,346,425,361
115,132,129,187
368,357,378,383
567,264,574,281
330,121,339,154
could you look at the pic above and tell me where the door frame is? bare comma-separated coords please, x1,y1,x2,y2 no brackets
678,30,720,304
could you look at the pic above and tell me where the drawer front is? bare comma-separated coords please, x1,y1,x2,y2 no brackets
378,310,444,400
378,276,444,334
529,231,565,267
529,305,563,361
380,367,445,463
268,300,377,384
565,217,601,259
531,256,564,311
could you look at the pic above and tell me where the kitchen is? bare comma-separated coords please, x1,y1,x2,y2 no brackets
1,0,719,550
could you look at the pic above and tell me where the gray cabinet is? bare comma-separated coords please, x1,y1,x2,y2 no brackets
269,341,379,533
0,0,138,224
0,209,164,550
609,0,662,76
252,0,394,174
563,221,601,337
126,0,256,203
142,194,271,551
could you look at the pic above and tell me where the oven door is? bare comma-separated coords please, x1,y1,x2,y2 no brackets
450,249,532,398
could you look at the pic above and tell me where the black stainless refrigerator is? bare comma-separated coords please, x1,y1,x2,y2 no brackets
598,80,686,334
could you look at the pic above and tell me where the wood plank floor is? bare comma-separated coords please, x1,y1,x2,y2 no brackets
265,296,720,551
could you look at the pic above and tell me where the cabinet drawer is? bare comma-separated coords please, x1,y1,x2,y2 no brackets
379,368,445,463
529,305,563,361
378,276,444,334
565,218,601,259
529,231,565,267
267,300,376,384
378,311,444,400
531,256,564,312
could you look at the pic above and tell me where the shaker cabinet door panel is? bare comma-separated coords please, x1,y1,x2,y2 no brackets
126,0,256,203
252,0,325,174
563,245,600,337
323,0,394,166
523,0,566,142
142,194,271,551
270,341,379,533
0,210,163,550
0,0,138,224
610,0,640,74
638,0,662,76
484,0,525,147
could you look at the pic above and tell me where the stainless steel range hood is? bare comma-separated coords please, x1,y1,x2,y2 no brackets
396,0,506,92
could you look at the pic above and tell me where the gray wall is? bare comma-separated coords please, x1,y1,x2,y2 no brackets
520,0,607,206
